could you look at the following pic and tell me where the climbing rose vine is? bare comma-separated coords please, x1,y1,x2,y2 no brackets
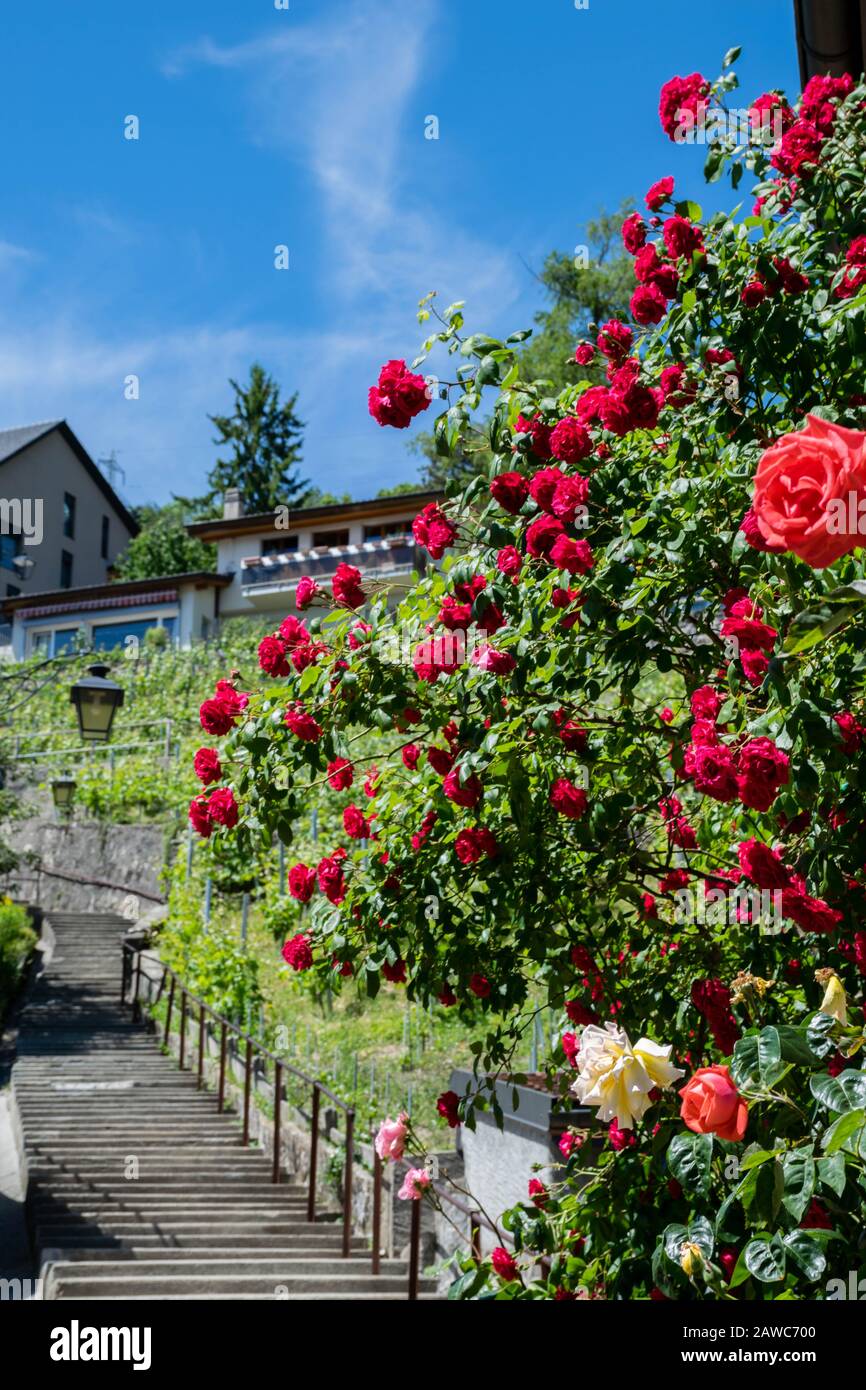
191,52,866,1299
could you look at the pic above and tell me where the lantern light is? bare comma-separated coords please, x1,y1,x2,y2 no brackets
70,663,124,743
51,776,77,816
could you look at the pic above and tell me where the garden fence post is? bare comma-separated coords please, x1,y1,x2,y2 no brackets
203,877,212,928
241,892,249,945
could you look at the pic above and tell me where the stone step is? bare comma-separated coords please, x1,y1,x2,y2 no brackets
48,1272,430,1298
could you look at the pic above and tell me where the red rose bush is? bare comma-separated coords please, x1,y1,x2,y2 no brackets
188,51,866,1300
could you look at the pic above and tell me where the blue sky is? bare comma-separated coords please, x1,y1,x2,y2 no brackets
1,0,801,509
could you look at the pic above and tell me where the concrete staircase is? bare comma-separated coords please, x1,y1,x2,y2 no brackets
13,913,431,1299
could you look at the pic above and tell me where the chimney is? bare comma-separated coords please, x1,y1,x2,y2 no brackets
223,488,244,520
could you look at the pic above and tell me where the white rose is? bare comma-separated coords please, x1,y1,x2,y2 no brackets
571,1022,684,1129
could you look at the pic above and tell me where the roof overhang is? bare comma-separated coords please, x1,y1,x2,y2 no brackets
793,0,866,85
187,490,443,543
1,572,231,619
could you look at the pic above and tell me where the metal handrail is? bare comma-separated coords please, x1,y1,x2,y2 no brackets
121,943,360,1268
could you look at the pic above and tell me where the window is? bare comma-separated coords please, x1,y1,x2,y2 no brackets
92,616,176,652
63,493,76,540
6,584,20,598
363,519,413,542
53,628,79,654
60,550,73,589
312,529,350,548
0,536,17,571
31,631,52,656
101,515,109,559
261,535,298,556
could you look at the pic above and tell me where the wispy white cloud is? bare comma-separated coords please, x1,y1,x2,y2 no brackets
161,0,523,319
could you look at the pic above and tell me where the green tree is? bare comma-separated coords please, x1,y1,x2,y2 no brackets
517,203,635,390
113,501,216,580
406,206,635,489
208,363,309,514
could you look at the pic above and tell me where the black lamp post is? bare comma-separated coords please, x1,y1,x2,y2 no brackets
70,663,125,743
51,776,77,817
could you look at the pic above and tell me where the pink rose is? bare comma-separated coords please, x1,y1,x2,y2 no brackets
375,1113,409,1162
398,1166,431,1201
752,415,866,568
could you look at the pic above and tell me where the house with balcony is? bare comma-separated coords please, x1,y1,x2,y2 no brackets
0,487,442,659
185,487,442,623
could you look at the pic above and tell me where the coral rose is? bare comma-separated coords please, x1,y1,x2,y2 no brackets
751,415,866,567
679,1065,748,1141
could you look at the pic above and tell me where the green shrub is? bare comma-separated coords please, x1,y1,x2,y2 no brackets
0,900,38,1017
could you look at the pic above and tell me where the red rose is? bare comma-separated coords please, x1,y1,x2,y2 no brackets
737,838,791,889
496,545,522,578
343,804,371,839
549,535,594,575
401,743,420,771
645,175,674,210
282,933,314,972
689,685,722,721
735,737,789,812
193,747,221,785
332,561,366,609
630,283,667,325
382,959,407,984
368,358,431,429
317,855,346,904
526,515,565,560
663,215,703,260
442,768,483,808
621,212,647,253
834,711,865,754
284,704,322,742
740,278,768,307
491,1246,519,1281
258,634,290,677
574,343,595,366
490,470,530,514
550,417,592,465
516,413,553,459
199,696,238,737
781,888,842,933
295,575,320,609
658,73,709,139
469,973,491,999
437,1090,461,1128
597,319,633,361
470,645,516,675
454,827,498,864
327,757,353,790
685,743,738,802
740,649,770,687
550,777,588,819
752,415,866,568
188,795,212,838
288,863,316,902
207,787,238,828
720,614,777,652
412,502,457,559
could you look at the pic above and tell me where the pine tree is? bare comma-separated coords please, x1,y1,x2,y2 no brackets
208,363,309,514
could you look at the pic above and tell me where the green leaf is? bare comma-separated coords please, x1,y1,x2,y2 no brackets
822,1107,866,1155
781,1230,826,1281
722,45,741,68
743,1236,786,1283
731,1034,760,1088
810,1070,866,1113
817,1154,846,1197
667,1132,713,1195
780,1149,815,1223
757,1026,784,1084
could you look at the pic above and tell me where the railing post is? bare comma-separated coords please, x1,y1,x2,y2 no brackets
470,1212,482,1262
179,991,187,1070
408,1196,421,1301
217,1022,227,1112
372,1149,382,1275
197,1004,206,1089
307,1085,320,1222
242,1039,252,1145
164,976,175,1047
272,1062,282,1184
120,947,128,1004
342,1109,354,1258
132,952,141,1022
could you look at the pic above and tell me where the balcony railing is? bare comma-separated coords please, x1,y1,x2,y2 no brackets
240,536,419,590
